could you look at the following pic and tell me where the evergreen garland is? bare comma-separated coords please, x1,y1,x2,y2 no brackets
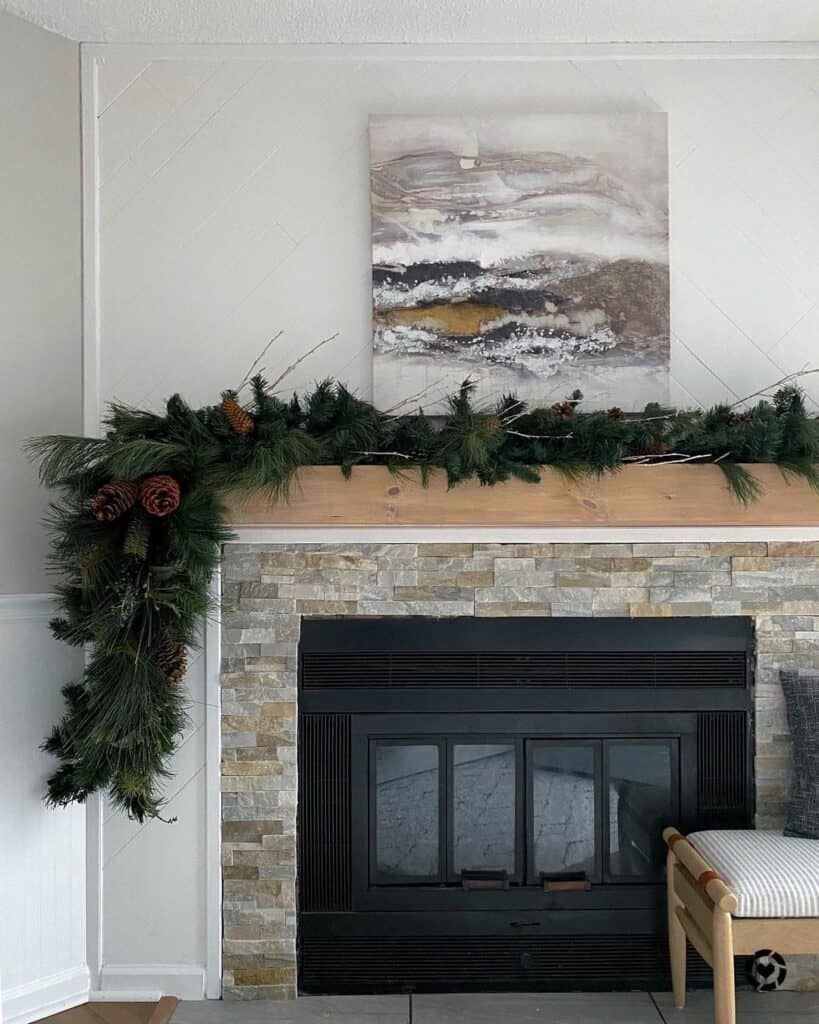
27,376,819,821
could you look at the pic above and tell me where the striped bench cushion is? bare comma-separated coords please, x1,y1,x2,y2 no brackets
689,830,819,918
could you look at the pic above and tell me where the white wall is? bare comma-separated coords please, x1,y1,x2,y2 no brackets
0,12,87,1023
0,599,86,1024
0,9,82,595
87,43,819,995
95,49,819,417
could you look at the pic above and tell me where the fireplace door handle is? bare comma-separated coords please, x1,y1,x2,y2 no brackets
541,871,591,893
461,869,510,891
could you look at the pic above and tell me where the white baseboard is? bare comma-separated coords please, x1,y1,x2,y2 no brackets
2,966,90,1024
93,964,206,1001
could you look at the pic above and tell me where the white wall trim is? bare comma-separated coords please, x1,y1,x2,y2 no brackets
81,41,819,62
81,46,100,438
0,594,55,623
2,966,89,1024
229,526,819,545
92,965,205,1002
80,45,105,996
204,571,222,999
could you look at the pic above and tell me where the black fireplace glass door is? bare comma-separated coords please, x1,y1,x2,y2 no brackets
605,738,679,882
528,741,601,883
451,742,519,879
372,741,442,883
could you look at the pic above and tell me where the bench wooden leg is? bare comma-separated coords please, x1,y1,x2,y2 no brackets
712,908,735,1024
667,849,687,1008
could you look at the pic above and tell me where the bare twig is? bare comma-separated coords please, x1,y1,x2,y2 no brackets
730,367,819,408
383,375,454,414
268,333,339,392
236,330,285,392
625,452,712,465
354,450,414,460
504,429,574,441
628,412,678,423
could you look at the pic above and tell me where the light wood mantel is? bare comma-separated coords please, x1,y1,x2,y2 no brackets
225,465,819,528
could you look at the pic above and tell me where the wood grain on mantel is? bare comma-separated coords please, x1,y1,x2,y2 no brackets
225,465,819,528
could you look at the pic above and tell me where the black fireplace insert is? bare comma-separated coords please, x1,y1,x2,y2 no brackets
297,617,754,993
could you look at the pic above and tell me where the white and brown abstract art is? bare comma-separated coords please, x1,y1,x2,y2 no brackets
370,114,669,411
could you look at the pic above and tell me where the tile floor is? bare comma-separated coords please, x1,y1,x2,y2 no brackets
171,990,819,1023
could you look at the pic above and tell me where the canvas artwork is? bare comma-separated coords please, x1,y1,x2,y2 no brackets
370,114,669,413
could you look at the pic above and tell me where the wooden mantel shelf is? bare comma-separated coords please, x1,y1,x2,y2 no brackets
226,465,819,528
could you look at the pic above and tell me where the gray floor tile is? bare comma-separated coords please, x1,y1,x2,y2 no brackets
174,995,409,1023
652,989,819,1022
412,992,662,1023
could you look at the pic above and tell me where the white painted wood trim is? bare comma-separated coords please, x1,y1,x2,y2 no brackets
0,595,55,623
92,964,205,1002
80,45,104,991
229,525,819,545
78,118,103,1024
80,41,819,62
2,966,89,1024
80,46,101,437
204,571,222,999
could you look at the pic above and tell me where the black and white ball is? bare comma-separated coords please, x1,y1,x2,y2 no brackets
750,950,787,991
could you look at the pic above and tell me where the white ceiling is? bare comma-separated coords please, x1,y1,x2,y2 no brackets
2,0,818,44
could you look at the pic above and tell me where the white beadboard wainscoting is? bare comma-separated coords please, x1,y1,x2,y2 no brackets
80,39,819,999
0,597,87,1024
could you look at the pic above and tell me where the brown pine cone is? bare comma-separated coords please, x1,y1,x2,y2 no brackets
221,393,254,436
139,474,181,517
157,635,187,684
607,406,625,421
91,480,140,522
550,400,575,420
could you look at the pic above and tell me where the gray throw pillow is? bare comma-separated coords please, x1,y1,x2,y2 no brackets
780,671,819,839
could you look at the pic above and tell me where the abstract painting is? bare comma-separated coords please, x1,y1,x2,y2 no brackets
370,114,669,412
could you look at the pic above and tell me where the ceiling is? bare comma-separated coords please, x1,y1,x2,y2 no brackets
2,0,818,44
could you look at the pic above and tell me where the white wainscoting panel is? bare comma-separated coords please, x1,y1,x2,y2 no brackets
0,597,87,1024
99,637,208,994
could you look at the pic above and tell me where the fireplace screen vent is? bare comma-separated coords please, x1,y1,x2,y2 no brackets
298,714,351,912
301,650,747,689
697,711,749,826
299,935,750,993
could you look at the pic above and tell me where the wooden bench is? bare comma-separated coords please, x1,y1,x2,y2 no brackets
664,827,819,1024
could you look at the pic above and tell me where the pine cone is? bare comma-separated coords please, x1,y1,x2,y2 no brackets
607,406,625,421
221,394,254,436
550,400,575,420
91,480,139,522
139,474,181,517
157,635,187,684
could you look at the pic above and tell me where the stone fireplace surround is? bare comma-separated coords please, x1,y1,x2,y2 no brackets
219,539,819,1000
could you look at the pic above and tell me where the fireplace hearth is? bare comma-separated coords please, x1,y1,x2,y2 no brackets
297,617,754,993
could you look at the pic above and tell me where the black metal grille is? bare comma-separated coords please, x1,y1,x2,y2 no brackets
302,650,747,689
299,935,751,993
298,714,351,912
697,711,748,826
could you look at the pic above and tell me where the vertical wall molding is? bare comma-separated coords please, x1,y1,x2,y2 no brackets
80,46,104,995
204,571,223,998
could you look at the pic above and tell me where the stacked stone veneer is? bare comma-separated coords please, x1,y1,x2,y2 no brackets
220,540,819,999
